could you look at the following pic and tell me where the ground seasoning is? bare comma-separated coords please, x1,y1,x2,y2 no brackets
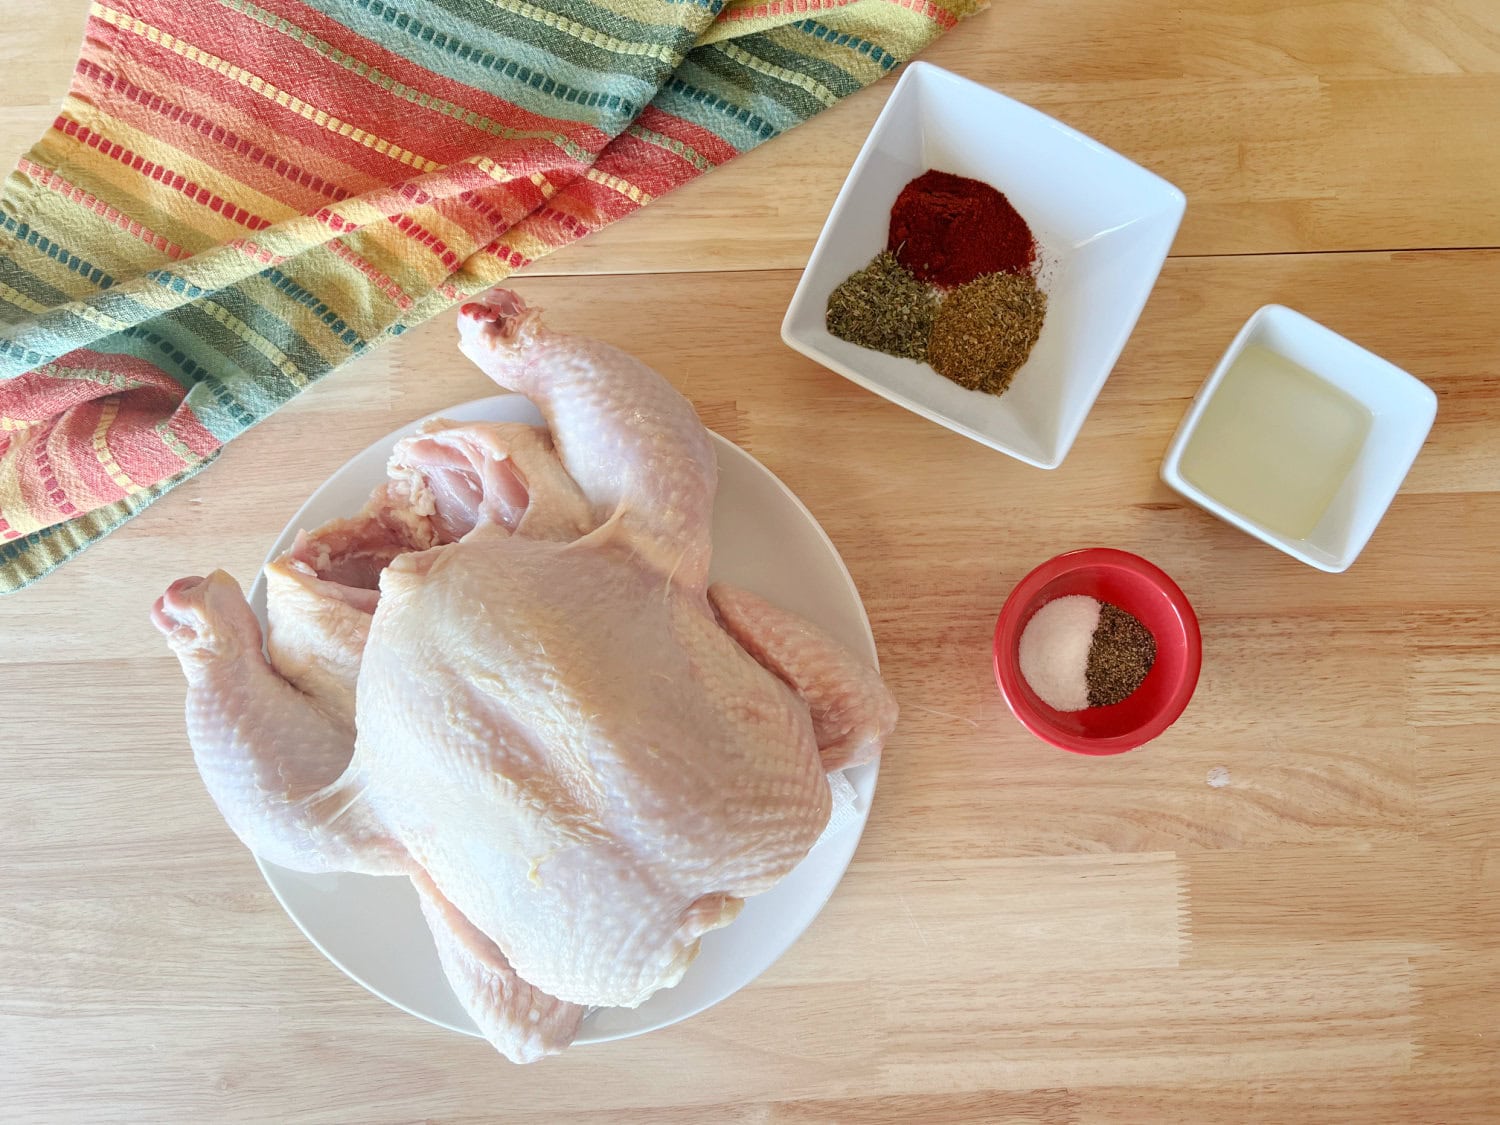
825,251,938,361
888,170,1036,287
822,170,1047,395
1019,597,1157,712
926,271,1047,395
1085,604,1157,707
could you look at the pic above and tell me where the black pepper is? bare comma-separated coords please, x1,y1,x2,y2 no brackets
1085,603,1157,707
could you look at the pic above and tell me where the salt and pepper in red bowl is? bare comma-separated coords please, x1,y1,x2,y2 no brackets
993,548,1201,755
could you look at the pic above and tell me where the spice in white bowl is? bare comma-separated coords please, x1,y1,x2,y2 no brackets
825,251,937,362
823,170,1048,398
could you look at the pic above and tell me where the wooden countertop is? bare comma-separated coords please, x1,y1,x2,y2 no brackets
3,3,1497,1121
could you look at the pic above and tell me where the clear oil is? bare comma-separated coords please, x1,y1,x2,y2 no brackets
1179,345,1372,540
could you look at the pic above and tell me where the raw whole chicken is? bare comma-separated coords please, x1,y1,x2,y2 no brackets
152,290,897,1062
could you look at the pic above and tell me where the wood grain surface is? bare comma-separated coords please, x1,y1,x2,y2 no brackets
2,3,1498,1123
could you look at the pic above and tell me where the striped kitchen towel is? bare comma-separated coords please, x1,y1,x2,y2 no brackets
0,0,979,593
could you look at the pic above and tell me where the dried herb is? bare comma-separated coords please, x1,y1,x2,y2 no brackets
1086,603,1156,707
926,271,1046,396
825,252,937,362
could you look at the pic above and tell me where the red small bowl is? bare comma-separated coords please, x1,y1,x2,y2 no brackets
993,548,1201,755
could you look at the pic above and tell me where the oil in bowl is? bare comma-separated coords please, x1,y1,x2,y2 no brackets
1162,303,1437,572
1177,344,1372,540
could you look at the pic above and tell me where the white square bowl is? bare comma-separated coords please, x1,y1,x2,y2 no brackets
1161,304,1438,573
781,61,1186,469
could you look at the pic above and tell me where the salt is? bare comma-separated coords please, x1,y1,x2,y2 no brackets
1018,595,1101,712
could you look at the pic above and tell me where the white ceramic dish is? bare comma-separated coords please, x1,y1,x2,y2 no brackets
782,61,1186,469
245,395,881,1047
1160,304,1437,572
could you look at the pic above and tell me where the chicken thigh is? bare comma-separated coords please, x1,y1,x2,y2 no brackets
154,290,897,1061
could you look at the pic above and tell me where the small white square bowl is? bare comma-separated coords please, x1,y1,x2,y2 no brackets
1161,304,1437,573
781,62,1185,469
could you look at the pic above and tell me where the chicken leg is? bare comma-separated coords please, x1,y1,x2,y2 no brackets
457,290,717,588
153,571,406,875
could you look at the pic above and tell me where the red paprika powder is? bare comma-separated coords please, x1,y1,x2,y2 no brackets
887,169,1035,288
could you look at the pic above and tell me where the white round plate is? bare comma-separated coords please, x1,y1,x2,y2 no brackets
246,395,880,1046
